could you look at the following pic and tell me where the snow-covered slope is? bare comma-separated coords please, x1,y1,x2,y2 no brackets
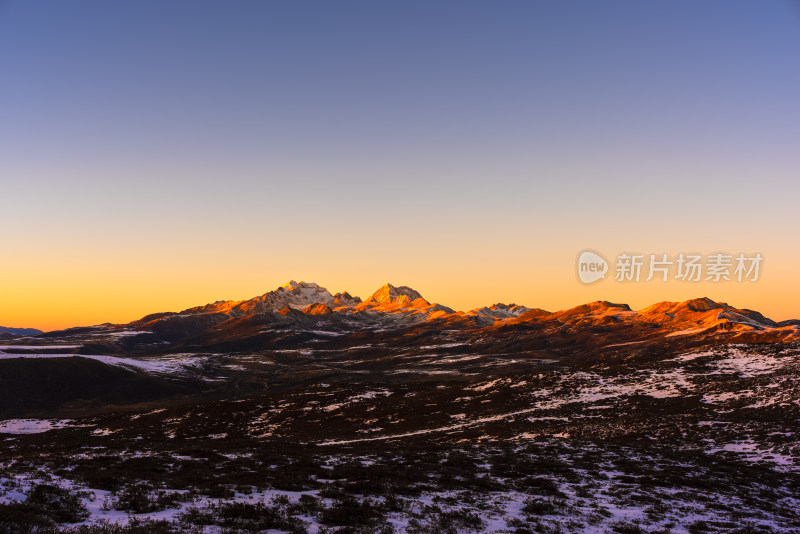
467,303,530,319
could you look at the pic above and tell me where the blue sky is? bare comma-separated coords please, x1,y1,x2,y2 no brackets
1,1,799,328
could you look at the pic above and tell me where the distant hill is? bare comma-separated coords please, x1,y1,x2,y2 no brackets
0,326,43,336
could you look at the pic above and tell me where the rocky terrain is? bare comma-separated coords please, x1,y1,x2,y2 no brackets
1,282,798,533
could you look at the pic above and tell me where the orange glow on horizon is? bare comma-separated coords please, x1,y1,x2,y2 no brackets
4,266,798,332
3,215,799,332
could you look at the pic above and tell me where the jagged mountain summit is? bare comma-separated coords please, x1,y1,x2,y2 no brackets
180,281,362,316
359,283,425,308
354,283,455,319
174,281,453,323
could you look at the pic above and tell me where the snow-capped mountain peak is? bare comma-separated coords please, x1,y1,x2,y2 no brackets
243,281,337,312
277,280,330,301
181,280,346,316
365,283,426,306
353,283,455,321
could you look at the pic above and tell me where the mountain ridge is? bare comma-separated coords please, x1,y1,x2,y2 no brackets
0,326,43,336
7,282,797,351
161,283,797,337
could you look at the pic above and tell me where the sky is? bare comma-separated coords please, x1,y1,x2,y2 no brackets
1,1,799,331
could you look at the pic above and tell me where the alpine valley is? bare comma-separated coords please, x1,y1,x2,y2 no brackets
1,281,799,533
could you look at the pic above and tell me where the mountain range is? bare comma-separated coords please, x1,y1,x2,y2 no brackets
2,280,793,360
2,281,800,532
104,281,800,350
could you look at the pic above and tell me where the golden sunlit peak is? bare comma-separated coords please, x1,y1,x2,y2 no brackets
281,280,302,291
361,283,427,307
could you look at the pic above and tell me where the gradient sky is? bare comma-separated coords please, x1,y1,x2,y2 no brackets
2,1,799,331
